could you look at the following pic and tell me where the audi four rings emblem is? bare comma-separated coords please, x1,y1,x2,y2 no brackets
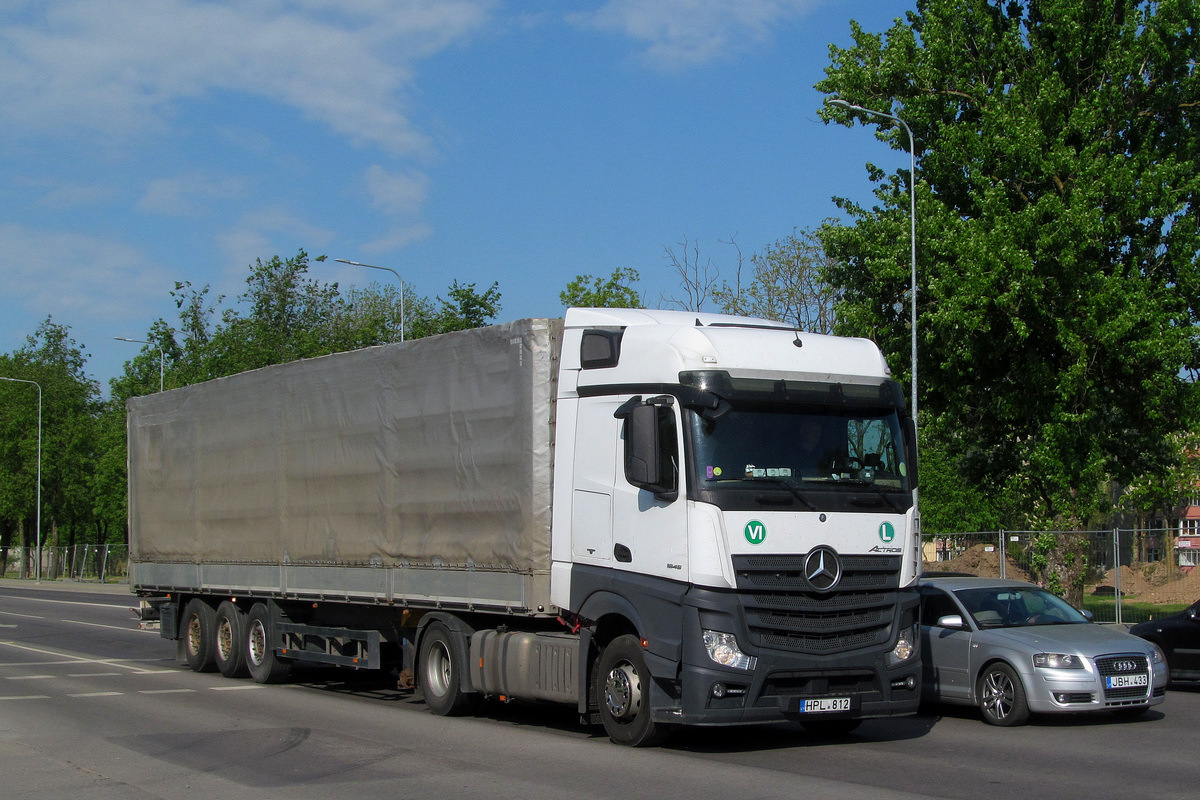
804,545,842,592
1112,660,1138,672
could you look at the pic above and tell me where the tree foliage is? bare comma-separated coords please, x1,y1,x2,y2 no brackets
818,0,1200,600
560,268,644,309
713,225,841,333
0,320,102,573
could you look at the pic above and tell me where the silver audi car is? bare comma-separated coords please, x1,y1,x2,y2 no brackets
920,576,1168,726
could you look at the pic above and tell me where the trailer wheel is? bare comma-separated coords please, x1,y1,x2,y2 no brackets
245,603,292,684
182,599,217,673
595,635,669,747
214,601,249,678
418,622,479,716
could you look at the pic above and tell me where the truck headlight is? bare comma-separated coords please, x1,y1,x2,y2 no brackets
887,625,917,666
702,630,757,671
1033,653,1085,669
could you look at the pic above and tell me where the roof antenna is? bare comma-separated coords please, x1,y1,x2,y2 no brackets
793,321,803,348
695,317,703,327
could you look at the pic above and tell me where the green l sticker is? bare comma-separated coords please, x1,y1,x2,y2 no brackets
879,521,896,542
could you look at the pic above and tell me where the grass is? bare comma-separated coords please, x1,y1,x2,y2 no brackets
1080,596,1189,625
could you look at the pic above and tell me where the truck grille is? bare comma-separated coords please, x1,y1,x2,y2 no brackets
731,553,900,655
1096,654,1150,701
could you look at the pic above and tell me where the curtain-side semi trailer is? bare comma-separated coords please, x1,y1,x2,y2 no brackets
128,307,922,746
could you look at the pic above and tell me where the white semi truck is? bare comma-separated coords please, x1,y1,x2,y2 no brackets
128,308,921,745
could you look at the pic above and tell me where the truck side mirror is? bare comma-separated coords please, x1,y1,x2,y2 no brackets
619,401,679,501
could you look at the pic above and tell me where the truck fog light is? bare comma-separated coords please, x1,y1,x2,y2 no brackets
712,682,727,699
702,630,757,671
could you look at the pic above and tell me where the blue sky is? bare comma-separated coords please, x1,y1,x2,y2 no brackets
0,0,915,391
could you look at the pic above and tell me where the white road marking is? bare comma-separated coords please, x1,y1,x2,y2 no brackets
67,672,122,677
5,675,53,680
0,695,50,701
66,692,123,698
63,618,155,634
139,689,196,695
0,611,45,619
210,685,263,691
0,594,131,611
0,640,174,674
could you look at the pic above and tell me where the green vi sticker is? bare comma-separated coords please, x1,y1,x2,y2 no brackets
878,521,896,543
744,520,767,545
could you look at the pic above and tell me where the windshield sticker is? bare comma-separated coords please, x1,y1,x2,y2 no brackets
706,465,723,479
744,465,792,479
744,520,767,545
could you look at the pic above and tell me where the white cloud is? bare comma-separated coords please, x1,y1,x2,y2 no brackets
0,0,494,154
571,0,822,67
365,165,429,216
0,222,172,326
139,174,248,217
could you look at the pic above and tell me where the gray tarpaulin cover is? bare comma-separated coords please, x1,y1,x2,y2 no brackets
128,318,559,576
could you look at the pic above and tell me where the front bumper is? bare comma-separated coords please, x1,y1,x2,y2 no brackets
1024,658,1169,714
650,593,922,725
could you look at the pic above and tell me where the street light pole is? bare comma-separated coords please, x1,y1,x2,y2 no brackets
826,99,919,443
114,337,165,392
0,377,42,582
335,259,406,342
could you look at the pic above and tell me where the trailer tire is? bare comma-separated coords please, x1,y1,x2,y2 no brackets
245,603,292,684
419,622,479,716
214,601,249,678
595,635,670,747
182,599,218,673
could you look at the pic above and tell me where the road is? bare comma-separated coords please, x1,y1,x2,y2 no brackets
0,579,1194,800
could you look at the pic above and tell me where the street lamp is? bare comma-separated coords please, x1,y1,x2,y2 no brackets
114,337,164,392
0,377,42,582
826,98,919,444
335,259,406,342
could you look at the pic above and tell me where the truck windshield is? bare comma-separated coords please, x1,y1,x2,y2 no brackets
685,404,913,513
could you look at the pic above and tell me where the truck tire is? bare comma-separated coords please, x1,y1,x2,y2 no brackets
595,635,670,747
418,622,479,716
214,601,249,678
245,603,292,684
182,599,217,673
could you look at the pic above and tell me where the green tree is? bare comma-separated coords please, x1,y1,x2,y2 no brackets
0,319,101,576
818,0,1200,602
560,268,644,309
714,226,840,333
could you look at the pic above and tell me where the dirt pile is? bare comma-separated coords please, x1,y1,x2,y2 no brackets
1138,569,1200,606
923,543,1030,582
1095,561,1186,597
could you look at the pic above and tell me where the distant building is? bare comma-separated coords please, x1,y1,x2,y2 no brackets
1178,495,1200,568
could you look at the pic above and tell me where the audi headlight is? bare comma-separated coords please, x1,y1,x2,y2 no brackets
702,630,757,671
887,625,917,665
1033,653,1085,669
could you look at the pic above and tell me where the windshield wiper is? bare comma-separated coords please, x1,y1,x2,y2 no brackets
742,475,818,511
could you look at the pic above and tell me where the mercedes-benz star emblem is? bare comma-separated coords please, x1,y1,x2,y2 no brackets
804,545,842,592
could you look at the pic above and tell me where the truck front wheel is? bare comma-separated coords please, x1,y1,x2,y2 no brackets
182,599,217,673
418,622,479,716
595,635,669,747
245,603,292,684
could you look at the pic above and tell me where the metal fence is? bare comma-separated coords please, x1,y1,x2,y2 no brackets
921,528,1192,624
1,545,128,583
